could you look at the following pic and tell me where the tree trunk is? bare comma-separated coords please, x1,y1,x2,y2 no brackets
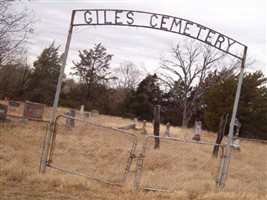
182,99,188,128
182,118,189,128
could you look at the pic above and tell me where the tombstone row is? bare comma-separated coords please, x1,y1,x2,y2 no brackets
65,107,100,128
0,101,45,122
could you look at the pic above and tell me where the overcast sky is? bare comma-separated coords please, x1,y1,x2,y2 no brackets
23,0,266,77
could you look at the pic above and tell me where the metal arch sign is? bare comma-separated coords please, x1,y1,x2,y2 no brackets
73,9,247,60
42,8,247,186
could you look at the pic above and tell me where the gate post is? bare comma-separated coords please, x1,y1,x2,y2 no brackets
217,46,247,190
40,11,75,174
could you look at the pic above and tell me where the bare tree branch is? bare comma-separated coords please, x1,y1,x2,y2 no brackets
159,39,226,127
0,0,36,65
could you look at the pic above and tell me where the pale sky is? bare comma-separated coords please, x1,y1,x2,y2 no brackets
23,0,266,77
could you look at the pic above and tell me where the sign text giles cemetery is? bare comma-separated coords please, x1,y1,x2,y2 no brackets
73,9,246,59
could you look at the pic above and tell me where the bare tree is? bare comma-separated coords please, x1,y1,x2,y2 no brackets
113,60,143,102
0,62,32,99
114,60,142,90
160,39,225,128
0,0,35,65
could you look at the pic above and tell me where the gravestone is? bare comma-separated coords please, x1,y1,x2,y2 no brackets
118,118,138,130
192,121,202,141
65,109,76,128
69,109,76,127
0,103,8,122
164,122,171,137
232,118,241,150
9,100,20,107
133,117,138,127
23,101,44,120
141,120,147,134
91,109,99,116
65,111,71,128
85,111,91,118
80,105,84,115
19,117,29,125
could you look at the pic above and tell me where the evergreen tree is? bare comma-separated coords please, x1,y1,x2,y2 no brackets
202,69,236,130
203,69,267,139
238,71,267,139
27,42,62,105
122,74,162,120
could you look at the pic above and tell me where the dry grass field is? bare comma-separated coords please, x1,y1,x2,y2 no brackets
0,101,266,200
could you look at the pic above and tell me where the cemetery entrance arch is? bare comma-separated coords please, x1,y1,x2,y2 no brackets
41,9,247,190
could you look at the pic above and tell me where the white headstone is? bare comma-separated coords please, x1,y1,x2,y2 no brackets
233,118,241,150
192,121,202,141
164,122,171,137
80,105,84,115
141,120,147,134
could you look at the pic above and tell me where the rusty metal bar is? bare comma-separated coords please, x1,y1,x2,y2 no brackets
47,115,61,164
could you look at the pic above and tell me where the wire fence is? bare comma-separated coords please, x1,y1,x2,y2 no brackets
135,136,224,193
47,115,138,186
1,115,48,180
1,112,266,198
223,138,267,198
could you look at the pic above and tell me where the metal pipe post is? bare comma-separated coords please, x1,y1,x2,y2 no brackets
40,11,75,174
217,46,247,190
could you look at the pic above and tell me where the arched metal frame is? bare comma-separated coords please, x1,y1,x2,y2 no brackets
41,9,248,189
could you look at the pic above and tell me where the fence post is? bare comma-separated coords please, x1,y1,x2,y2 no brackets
213,113,228,158
154,105,160,149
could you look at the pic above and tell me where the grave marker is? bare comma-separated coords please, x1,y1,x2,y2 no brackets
91,109,99,116
85,111,91,118
80,105,84,115
233,118,241,150
118,118,138,130
0,103,8,122
141,120,147,134
65,109,76,128
164,122,171,137
192,121,202,142
23,101,44,120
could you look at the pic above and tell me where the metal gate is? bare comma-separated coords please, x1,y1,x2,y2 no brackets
47,115,138,186
135,136,224,193
45,116,224,192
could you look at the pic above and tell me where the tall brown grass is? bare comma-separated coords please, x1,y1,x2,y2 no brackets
0,101,266,200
